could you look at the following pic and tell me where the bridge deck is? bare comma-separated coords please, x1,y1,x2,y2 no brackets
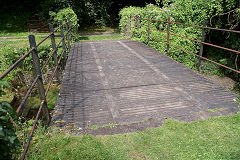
52,39,239,134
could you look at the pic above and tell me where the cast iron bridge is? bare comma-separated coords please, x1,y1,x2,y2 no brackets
51,39,239,134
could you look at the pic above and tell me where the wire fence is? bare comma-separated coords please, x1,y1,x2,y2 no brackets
0,17,74,160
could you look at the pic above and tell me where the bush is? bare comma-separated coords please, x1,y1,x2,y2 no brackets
49,7,79,29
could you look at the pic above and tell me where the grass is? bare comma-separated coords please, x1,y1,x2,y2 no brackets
0,37,62,48
76,34,125,41
0,32,50,37
26,84,60,109
25,113,240,160
88,123,119,130
79,26,119,33
207,107,227,112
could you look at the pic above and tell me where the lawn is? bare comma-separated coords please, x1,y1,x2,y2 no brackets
26,113,240,160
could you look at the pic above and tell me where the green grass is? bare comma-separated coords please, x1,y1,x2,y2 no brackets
76,34,125,41
79,26,119,33
0,37,62,48
25,113,240,160
27,84,60,109
0,32,50,37
207,107,227,112
88,123,119,130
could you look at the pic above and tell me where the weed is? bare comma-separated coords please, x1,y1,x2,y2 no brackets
206,107,227,112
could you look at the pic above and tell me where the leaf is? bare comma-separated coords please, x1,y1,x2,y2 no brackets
0,126,5,137
7,136,16,144
0,80,9,88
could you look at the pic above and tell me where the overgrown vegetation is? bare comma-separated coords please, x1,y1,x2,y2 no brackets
24,113,240,159
119,0,240,82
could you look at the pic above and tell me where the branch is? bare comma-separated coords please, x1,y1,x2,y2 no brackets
210,9,236,26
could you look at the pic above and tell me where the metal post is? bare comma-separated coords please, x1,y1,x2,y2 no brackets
60,21,67,61
198,20,206,71
28,35,50,124
147,15,150,46
68,17,72,43
49,24,60,82
65,19,70,50
130,14,134,37
135,15,139,29
166,17,170,55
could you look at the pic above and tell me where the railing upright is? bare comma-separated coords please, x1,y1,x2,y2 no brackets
28,35,50,124
49,24,60,82
68,17,72,43
65,19,70,50
147,15,150,46
198,20,206,71
166,17,170,55
135,15,138,28
60,20,67,62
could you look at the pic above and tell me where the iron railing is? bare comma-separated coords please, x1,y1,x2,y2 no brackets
132,16,240,74
0,17,74,160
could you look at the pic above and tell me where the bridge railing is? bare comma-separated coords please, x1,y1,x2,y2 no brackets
0,18,74,160
133,16,240,75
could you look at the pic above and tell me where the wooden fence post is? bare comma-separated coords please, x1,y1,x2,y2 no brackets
65,19,70,50
147,15,150,46
49,24,60,82
60,20,67,62
28,35,50,124
198,20,206,71
166,17,170,55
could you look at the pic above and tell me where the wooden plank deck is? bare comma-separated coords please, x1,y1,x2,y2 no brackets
51,39,239,134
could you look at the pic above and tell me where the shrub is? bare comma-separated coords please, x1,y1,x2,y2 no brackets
49,7,79,29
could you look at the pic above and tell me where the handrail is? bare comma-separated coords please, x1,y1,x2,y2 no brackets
138,17,240,74
0,18,74,160
20,33,69,160
147,35,240,74
150,28,240,54
142,18,240,34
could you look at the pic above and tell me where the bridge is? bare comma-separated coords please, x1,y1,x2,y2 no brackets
1,18,240,159
51,39,239,134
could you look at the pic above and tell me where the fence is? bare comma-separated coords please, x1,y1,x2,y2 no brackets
26,19,50,33
131,15,240,75
0,18,73,160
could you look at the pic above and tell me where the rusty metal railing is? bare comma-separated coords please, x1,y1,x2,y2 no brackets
0,18,74,160
134,17,240,74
